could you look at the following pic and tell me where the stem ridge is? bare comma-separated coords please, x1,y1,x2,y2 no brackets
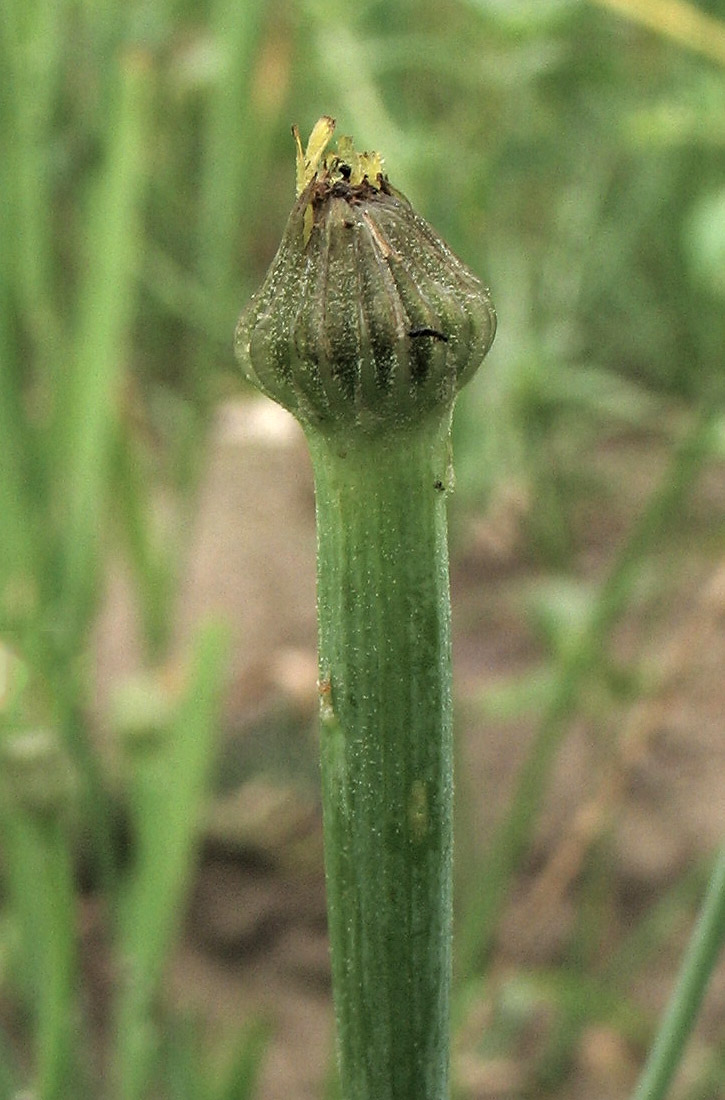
310,418,454,1100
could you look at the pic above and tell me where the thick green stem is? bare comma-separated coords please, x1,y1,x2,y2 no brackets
307,414,454,1100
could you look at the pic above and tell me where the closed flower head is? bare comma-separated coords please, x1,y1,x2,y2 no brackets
235,117,496,435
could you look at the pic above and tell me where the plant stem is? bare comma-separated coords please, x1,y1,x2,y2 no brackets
113,625,227,1100
0,746,76,1100
235,117,495,1098
307,413,455,1100
630,845,725,1100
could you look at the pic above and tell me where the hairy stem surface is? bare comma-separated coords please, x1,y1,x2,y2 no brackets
308,413,454,1100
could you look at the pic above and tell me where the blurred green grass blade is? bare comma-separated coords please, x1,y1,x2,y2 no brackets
32,822,76,1100
471,666,557,721
0,3,54,597
55,50,153,636
0,0,64,358
0,330,48,647
606,862,708,984
458,406,720,975
211,1017,271,1100
141,247,233,341
113,623,228,1100
0,354,38,594
0,741,77,1100
198,0,266,300
0,1022,19,1098
163,1014,205,1100
309,18,412,192
631,846,725,1100
110,428,174,660
162,1012,270,1100
52,684,119,899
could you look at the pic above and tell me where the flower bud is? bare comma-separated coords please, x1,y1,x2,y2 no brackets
235,118,496,435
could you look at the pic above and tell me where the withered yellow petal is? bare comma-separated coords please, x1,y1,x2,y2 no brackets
295,115,336,196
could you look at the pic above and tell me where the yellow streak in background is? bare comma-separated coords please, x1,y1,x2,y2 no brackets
591,0,725,66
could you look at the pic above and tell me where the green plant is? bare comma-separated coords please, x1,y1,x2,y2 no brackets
3,0,725,1096
0,2,267,1094
630,845,725,1100
235,118,496,1099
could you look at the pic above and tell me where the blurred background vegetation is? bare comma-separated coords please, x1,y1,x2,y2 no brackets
2,0,725,1098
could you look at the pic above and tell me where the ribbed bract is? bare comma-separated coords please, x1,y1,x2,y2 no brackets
235,169,496,434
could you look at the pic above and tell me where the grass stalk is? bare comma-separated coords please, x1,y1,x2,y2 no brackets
113,624,227,1100
198,0,265,302
0,732,77,1100
56,48,152,636
457,406,719,974
630,845,725,1100
0,0,63,359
